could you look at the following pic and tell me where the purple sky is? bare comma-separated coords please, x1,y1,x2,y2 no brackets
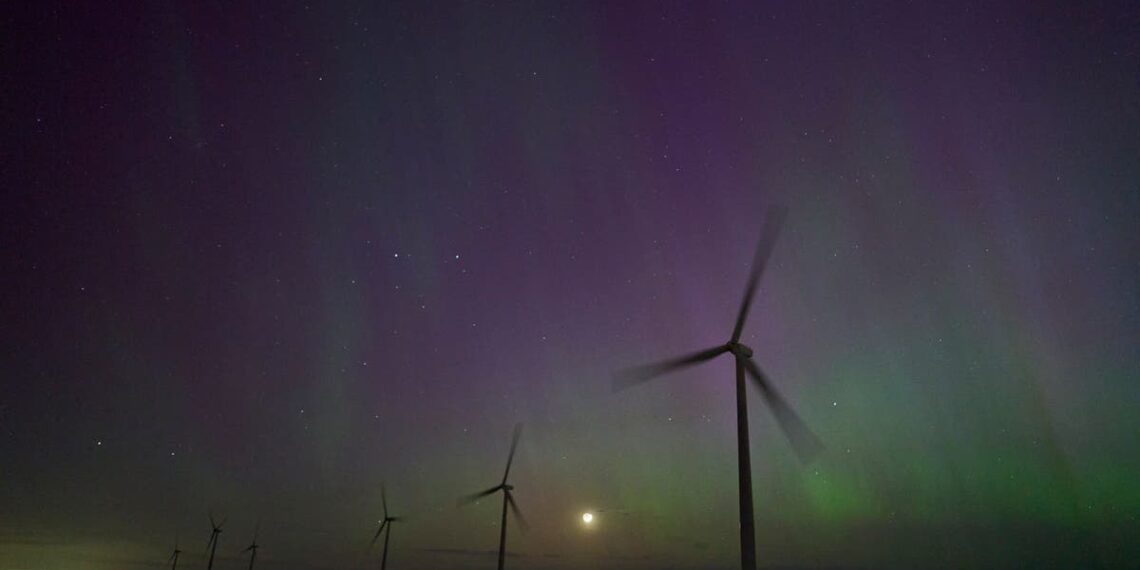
3,2,1139,569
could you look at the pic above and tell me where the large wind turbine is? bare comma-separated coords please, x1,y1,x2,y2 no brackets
458,423,528,570
369,484,404,570
205,514,225,570
612,206,824,570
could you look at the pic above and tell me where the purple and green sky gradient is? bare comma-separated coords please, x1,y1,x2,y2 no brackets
3,1,1139,569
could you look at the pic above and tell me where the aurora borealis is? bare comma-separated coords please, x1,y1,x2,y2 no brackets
3,1,1139,569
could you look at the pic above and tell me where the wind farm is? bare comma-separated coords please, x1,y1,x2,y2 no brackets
5,1,1140,569
14,194,1139,568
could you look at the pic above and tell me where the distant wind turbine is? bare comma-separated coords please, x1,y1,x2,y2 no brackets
205,513,225,570
612,205,824,570
458,423,528,570
242,525,260,570
166,538,181,570
369,484,404,570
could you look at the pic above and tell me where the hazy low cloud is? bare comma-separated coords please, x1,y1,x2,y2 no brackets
416,546,522,558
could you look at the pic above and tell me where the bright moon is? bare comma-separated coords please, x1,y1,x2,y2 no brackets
582,512,594,524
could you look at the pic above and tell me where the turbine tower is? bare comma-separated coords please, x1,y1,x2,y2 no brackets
613,206,823,570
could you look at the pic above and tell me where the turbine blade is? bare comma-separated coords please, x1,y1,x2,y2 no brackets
501,423,522,484
506,491,529,533
730,204,787,342
382,483,389,519
458,485,502,506
742,357,824,463
370,520,388,547
612,345,728,392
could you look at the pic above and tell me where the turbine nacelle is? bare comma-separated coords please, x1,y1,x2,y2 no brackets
727,342,753,358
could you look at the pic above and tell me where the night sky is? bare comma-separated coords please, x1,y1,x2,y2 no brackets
4,2,1140,569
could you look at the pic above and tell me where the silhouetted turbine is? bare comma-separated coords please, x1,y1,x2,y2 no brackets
205,513,225,570
370,484,404,570
166,538,181,570
458,423,528,570
242,525,259,570
612,205,823,570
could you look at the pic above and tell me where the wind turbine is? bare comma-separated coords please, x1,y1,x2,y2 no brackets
612,205,824,570
369,484,404,570
458,423,528,570
242,525,260,570
166,538,181,570
205,514,225,570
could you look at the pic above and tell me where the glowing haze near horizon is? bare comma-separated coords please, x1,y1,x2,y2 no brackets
3,2,1138,569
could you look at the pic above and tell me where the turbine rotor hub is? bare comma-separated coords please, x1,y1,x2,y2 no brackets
503,484,514,491
728,342,753,358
